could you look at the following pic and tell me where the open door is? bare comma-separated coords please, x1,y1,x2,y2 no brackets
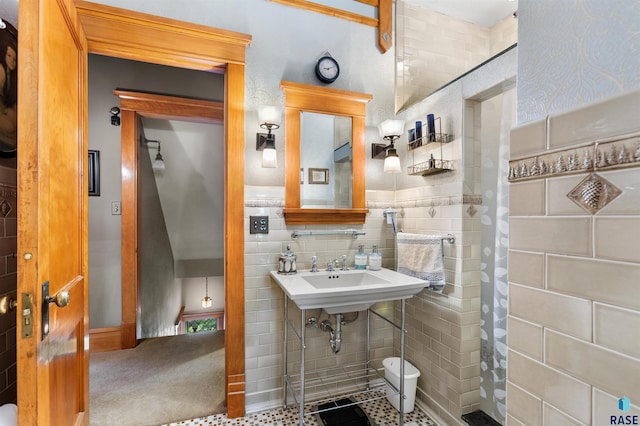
16,1,251,421
17,0,89,424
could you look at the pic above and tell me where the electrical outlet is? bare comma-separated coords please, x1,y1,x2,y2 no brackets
249,216,269,234
111,201,121,215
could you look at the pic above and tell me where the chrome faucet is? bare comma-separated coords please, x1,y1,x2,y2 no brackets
326,259,337,271
310,256,319,272
340,255,348,271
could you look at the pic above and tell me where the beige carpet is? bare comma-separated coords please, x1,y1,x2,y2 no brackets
90,331,226,426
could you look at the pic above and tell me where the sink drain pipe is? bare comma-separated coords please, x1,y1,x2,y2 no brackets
320,313,343,353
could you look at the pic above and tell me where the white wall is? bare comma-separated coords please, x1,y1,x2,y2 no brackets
516,0,640,125
142,118,224,262
181,276,225,313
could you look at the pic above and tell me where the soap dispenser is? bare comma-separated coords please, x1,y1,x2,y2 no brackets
354,245,367,270
368,245,382,271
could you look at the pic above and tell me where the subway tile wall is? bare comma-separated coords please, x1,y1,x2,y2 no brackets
244,193,481,424
0,167,16,405
506,90,640,425
394,200,480,426
395,1,517,111
243,197,397,412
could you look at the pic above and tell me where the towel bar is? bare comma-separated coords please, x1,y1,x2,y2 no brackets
398,231,455,244
290,229,366,240
442,234,455,244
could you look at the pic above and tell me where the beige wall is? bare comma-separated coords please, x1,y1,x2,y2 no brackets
506,90,640,425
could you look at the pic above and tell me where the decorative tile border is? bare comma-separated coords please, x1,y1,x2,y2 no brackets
368,194,482,210
508,133,640,182
245,199,285,208
246,195,483,210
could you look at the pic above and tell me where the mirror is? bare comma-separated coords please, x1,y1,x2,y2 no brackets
300,112,352,209
281,81,371,224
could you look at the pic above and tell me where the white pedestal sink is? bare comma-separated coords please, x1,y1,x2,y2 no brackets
270,267,428,313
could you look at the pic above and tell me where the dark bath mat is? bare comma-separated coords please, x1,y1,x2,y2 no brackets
461,410,502,426
317,398,372,426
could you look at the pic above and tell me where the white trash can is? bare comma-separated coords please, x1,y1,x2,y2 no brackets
382,357,421,413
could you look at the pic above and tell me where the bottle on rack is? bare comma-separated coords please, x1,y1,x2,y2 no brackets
429,153,436,169
354,245,367,270
426,114,436,141
368,245,382,271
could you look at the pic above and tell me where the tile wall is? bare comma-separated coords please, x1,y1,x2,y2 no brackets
388,192,481,425
0,166,16,405
395,1,517,111
244,191,482,424
506,90,640,425
243,189,398,412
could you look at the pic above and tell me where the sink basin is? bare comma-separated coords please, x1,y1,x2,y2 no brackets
270,268,428,314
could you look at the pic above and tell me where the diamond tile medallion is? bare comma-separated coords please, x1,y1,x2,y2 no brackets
567,173,622,214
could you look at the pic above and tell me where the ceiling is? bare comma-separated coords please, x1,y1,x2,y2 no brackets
1,1,518,32
401,0,518,27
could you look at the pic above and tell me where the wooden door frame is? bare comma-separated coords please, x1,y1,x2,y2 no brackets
76,2,250,417
115,89,224,349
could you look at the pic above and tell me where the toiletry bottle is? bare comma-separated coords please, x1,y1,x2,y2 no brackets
429,153,436,169
354,245,367,270
368,245,382,271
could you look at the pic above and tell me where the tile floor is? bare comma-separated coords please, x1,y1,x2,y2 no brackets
166,390,439,426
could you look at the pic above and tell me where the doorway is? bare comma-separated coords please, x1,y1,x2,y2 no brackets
16,2,250,423
465,85,516,424
89,85,227,422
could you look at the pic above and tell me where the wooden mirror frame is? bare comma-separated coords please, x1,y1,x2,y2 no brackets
281,81,372,224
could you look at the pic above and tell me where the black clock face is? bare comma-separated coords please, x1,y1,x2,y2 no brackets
315,56,340,83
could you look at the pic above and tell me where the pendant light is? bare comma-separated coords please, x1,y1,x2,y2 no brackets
201,276,212,308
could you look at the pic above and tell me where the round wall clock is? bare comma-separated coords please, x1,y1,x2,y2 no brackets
315,55,340,84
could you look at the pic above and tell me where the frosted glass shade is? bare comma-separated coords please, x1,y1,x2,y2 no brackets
378,119,405,138
258,105,281,125
152,153,165,170
384,152,401,173
201,296,212,308
262,147,277,168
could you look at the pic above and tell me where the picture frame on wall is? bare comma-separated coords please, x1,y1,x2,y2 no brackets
88,150,100,196
0,19,18,162
308,168,329,184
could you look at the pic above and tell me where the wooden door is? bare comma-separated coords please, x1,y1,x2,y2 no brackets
17,0,89,424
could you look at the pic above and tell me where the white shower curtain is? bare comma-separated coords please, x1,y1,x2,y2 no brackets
479,88,515,423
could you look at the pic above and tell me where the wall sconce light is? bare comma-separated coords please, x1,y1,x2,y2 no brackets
256,105,281,168
144,139,166,170
201,276,212,308
110,106,121,126
371,119,405,173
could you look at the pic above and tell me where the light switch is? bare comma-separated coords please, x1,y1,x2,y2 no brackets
250,216,269,234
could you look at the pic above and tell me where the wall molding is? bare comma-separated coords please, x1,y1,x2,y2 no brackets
89,327,122,353
509,132,640,182
245,194,483,209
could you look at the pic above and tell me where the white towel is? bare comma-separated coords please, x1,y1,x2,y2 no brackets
397,233,445,292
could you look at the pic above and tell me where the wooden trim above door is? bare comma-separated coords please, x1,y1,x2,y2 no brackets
77,2,250,418
75,1,251,70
